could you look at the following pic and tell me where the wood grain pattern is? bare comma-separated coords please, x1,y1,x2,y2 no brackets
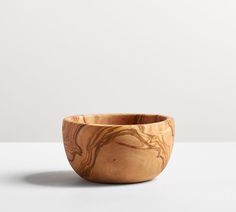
62,114,175,183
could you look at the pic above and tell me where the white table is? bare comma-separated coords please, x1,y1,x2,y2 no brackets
1,142,236,212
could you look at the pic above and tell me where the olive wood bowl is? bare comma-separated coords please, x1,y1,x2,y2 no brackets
62,113,175,184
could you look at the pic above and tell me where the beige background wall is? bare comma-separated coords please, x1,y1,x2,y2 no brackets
1,0,236,142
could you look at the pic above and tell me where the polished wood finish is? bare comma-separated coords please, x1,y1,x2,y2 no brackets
62,114,175,183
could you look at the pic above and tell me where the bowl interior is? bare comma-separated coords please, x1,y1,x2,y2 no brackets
66,114,167,126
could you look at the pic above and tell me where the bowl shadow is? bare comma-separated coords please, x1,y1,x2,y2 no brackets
22,171,139,188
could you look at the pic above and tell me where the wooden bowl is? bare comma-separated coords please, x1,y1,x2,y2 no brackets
62,114,175,183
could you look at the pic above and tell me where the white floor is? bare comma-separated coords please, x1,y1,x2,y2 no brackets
1,142,236,212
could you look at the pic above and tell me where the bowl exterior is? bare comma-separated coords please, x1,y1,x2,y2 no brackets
62,118,175,183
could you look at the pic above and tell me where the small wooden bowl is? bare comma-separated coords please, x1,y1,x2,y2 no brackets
62,114,175,183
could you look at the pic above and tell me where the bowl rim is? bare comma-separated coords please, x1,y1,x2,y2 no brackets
63,113,174,127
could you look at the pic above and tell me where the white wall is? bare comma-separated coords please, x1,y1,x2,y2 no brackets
1,0,236,142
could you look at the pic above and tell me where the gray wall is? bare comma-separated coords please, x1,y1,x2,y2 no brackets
1,0,236,142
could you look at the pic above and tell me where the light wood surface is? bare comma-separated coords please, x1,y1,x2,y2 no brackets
62,114,175,183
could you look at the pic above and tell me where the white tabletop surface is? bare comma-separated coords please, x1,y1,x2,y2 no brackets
1,142,236,212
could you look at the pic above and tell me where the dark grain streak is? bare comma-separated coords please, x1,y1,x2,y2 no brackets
78,126,170,177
